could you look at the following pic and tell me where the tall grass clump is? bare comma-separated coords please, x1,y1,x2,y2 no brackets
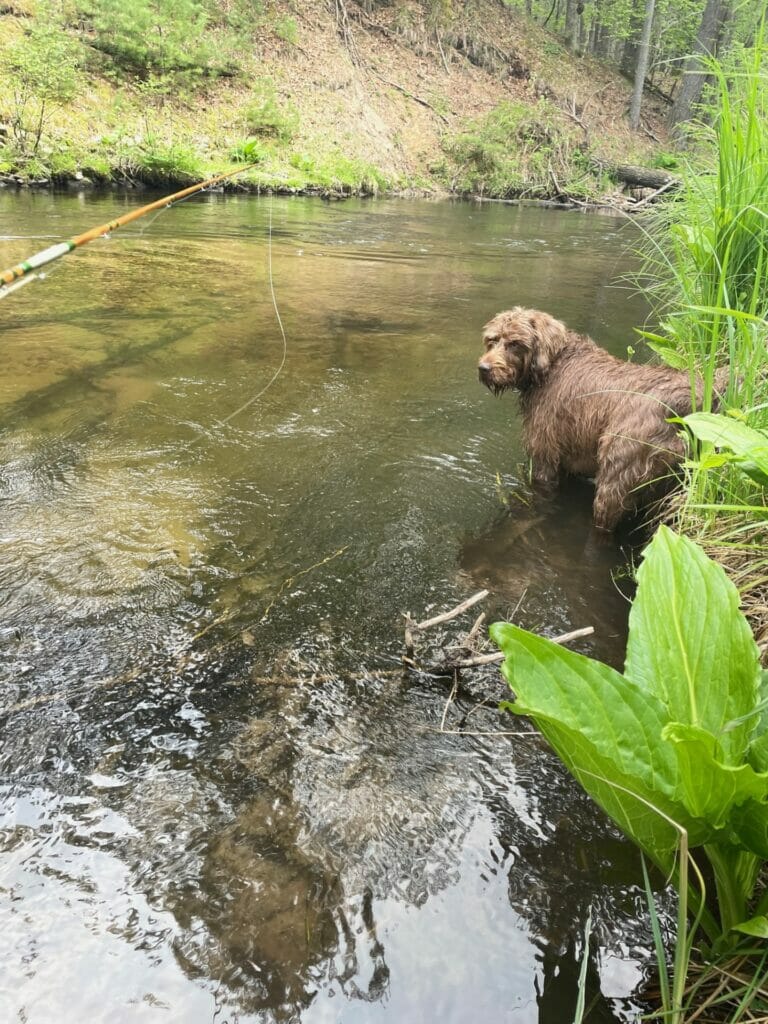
640,39,768,651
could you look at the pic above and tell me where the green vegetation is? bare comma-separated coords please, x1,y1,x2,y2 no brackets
638,41,768,634
440,99,605,199
243,79,299,142
0,0,671,194
489,40,768,1021
272,14,298,45
2,4,81,159
0,0,400,191
492,526,768,1020
82,0,236,82
287,152,390,192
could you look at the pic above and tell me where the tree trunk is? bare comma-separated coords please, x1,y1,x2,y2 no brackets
668,0,725,129
594,22,611,58
579,10,589,51
565,0,581,51
629,0,655,129
620,8,643,77
607,163,678,188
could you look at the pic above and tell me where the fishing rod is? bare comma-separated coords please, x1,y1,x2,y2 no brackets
0,163,258,299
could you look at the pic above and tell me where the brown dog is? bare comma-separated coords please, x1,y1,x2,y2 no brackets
478,307,724,530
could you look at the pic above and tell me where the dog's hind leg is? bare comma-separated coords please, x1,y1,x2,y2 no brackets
592,431,684,530
592,477,627,531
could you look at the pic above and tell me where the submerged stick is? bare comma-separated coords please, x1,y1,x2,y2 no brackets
403,590,488,664
413,589,489,631
453,625,594,668
0,163,258,299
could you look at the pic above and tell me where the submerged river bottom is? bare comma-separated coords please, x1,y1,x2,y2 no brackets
0,193,651,1023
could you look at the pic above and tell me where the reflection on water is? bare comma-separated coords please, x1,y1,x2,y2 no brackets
0,193,651,1022
460,476,637,670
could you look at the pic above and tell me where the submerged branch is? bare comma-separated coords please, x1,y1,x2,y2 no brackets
453,626,594,667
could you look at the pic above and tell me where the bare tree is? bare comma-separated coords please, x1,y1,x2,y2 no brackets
629,0,656,128
669,0,727,129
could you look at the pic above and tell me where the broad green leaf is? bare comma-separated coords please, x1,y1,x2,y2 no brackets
663,722,768,825
688,451,733,471
633,331,689,369
732,915,768,938
490,622,714,866
625,526,760,764
729,799,768,859
646,342,689,369
748,672,768,773
684,412,768,487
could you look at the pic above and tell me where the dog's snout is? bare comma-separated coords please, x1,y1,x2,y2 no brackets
478,361,492,372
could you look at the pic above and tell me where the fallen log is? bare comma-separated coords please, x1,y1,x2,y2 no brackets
601,162,680,190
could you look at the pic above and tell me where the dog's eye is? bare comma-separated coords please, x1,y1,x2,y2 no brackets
484,335,498,347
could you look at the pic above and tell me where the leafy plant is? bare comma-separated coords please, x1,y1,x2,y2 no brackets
491,526,768,951
2,4,81,156
441,99,599,199
243,80,299,142
228,138,266,164
683,411,768,490
81,0,239,82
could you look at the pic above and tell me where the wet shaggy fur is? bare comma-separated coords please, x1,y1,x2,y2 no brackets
478,307,725,531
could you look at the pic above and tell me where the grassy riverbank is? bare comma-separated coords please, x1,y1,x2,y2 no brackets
0,0,668,198
639,44,768,659
626,44,768,1023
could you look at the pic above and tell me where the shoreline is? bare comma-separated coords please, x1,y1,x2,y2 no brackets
0,170,650,214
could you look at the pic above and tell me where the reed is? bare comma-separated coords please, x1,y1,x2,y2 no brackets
634,36,768,1023
639,38,768,652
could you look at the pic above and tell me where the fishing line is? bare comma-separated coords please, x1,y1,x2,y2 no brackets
208,193,288,432
2,173,289,440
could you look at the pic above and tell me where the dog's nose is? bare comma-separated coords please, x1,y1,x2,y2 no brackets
478,361,491,373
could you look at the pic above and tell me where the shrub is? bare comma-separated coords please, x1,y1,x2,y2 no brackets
442,99,595,198
81,0,238,82
272,15,298,45
131,135,204,184
2,4,81,156
243,80,298,141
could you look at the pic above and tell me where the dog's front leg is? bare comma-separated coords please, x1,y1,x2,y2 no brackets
592,491,624,531
528,455,559,489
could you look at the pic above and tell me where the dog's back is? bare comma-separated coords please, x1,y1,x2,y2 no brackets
478,308,727,529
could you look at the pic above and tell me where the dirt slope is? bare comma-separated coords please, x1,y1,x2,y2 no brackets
0,0,670,192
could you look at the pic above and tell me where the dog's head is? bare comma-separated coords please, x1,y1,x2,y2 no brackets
478,307,570,394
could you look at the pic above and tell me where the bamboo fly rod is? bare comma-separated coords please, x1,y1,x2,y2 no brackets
0,164,258,299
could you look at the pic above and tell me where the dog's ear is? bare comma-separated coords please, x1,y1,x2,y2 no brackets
526,312,568,385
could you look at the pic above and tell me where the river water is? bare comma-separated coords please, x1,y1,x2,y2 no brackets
0,192,652,1023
